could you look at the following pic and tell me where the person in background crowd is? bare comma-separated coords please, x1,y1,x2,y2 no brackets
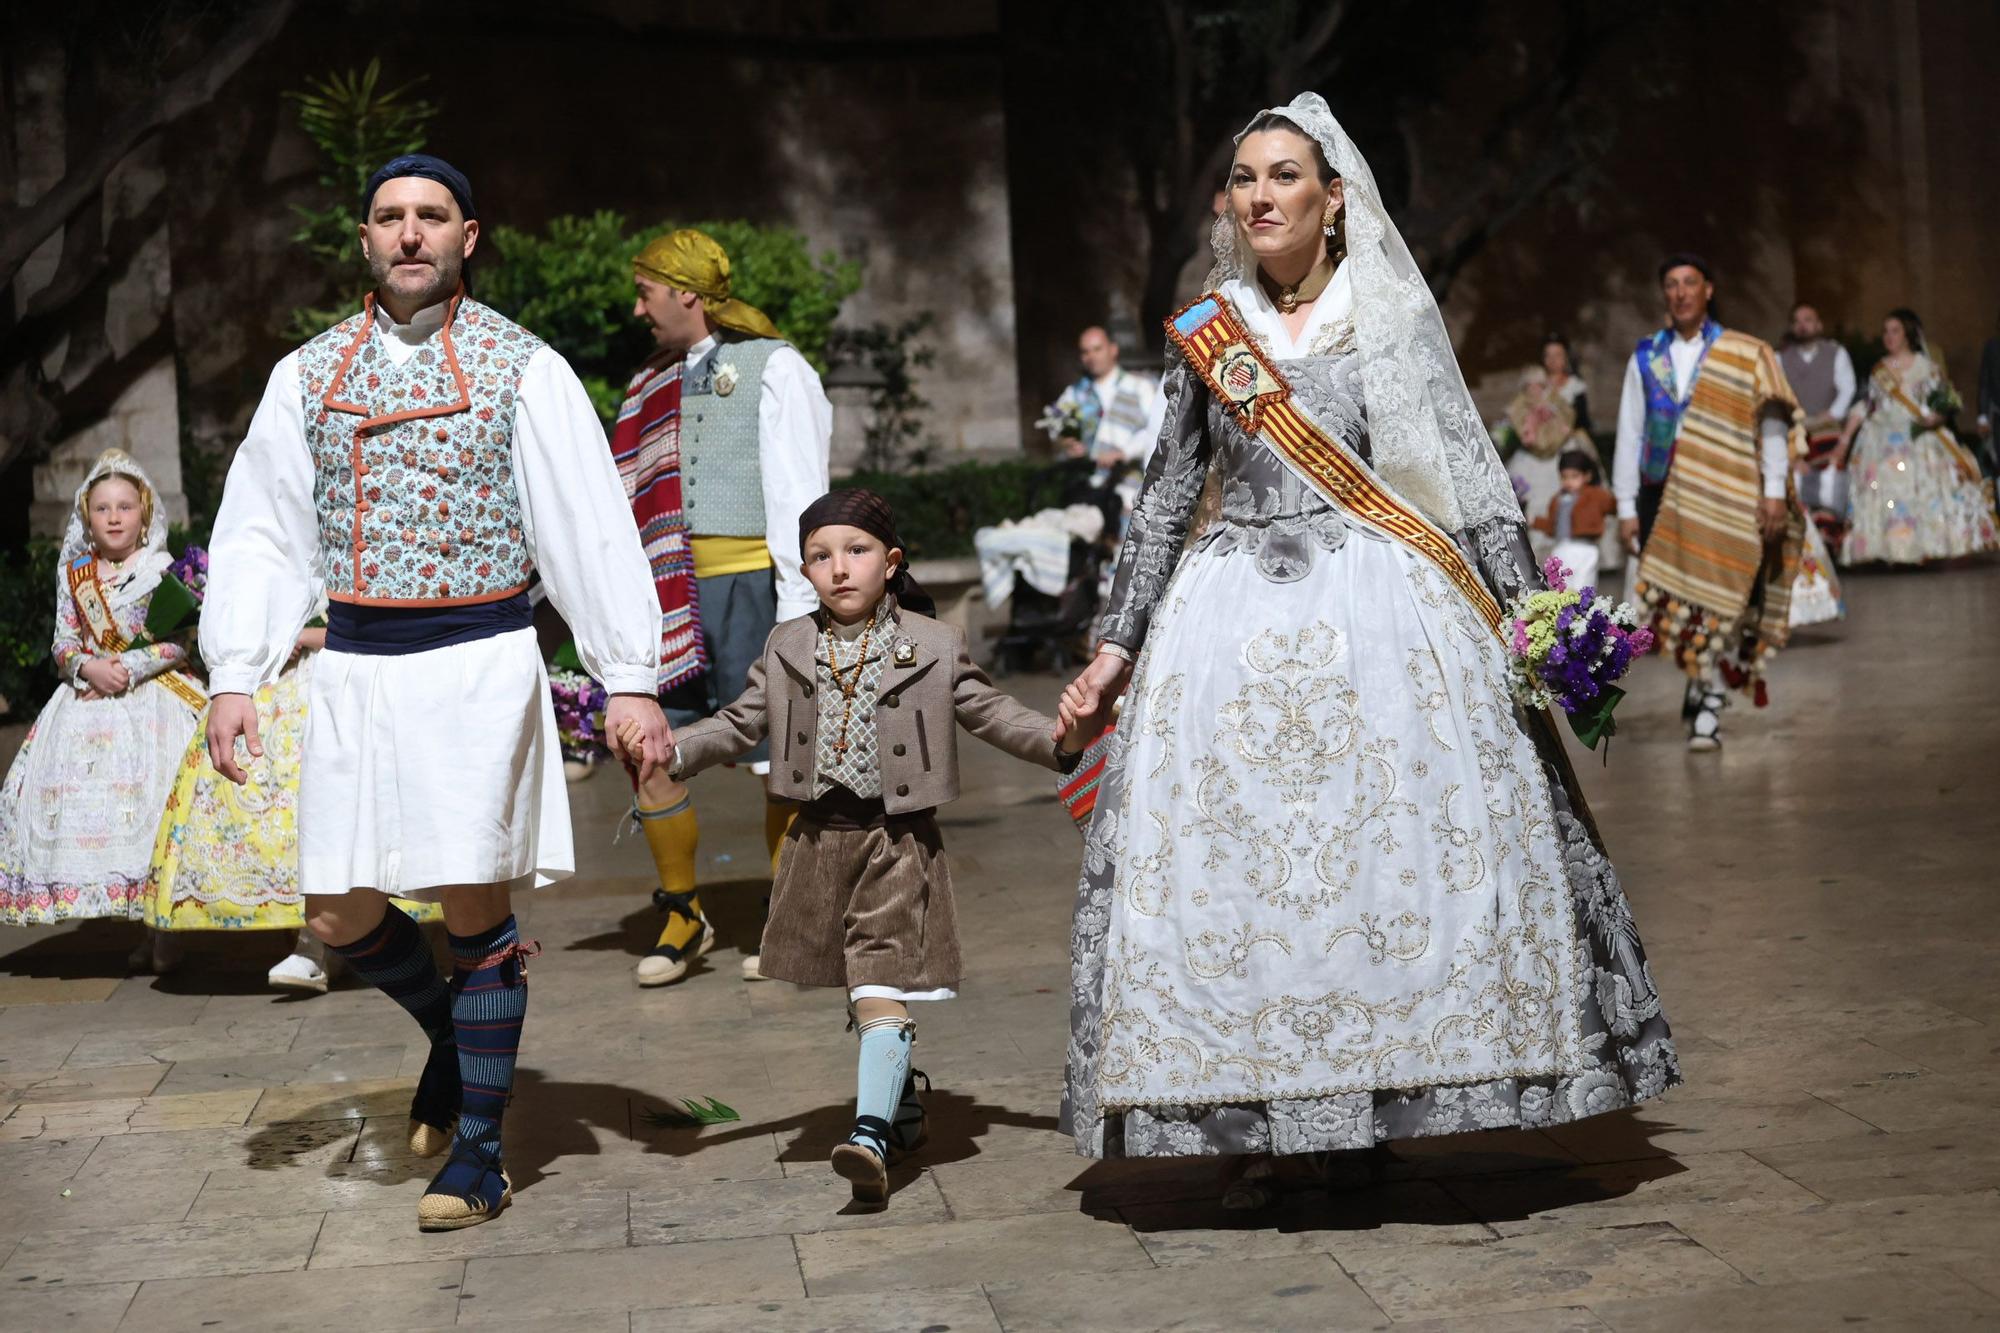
1047,326,1169,471
1780,302,1858,556
1502,333,1599,521
623,228,832,988
0,451,205,964
1973,318,2000,477
1832,307,1998,567
1531,449,1616,591
1614,253,1804,751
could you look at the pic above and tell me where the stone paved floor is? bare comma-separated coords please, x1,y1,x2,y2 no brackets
2,564,1998,1331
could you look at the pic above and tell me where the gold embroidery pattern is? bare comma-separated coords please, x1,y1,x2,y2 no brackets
1094,550,1582,1111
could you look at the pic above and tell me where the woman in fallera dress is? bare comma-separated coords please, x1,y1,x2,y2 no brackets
0,451,204,950
1833,308,1998,567
1055,93,1680,1208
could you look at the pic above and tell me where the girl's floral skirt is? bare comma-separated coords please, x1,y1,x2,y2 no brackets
148,655,438,930
0,674,201,925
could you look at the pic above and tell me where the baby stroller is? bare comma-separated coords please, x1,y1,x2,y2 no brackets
984,459,1121,676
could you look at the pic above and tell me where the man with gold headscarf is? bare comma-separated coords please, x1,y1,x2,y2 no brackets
624,227,832,987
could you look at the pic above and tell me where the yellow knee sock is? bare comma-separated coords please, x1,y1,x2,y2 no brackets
765,800,799,877
637,797,703,952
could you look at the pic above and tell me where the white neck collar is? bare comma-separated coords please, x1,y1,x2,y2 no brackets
1224,258,1354,359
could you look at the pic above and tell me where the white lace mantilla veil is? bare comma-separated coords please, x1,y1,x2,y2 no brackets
1200,92,1520,533
59,448,173,609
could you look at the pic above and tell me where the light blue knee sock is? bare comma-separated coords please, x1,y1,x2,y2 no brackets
851,1015,914,1152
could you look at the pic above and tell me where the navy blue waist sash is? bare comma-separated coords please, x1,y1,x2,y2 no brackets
325,591,533,656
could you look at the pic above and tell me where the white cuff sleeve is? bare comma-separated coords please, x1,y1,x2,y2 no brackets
599,667,662,696
1759,415,1791,499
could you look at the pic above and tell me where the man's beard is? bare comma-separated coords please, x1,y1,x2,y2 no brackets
370,249,461,309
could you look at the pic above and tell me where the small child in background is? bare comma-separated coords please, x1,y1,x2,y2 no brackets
628,488,1084,1206
0,450,205,964
1532,449,1617,590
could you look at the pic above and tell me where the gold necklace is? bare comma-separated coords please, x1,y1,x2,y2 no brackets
1269,257,1334,314
822,608,879,758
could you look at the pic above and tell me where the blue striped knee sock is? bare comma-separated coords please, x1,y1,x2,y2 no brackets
331,907,459,1134
331,906,453,1041
447,916,531,1162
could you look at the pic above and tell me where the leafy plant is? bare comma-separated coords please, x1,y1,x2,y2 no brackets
283,61,440,342
479,214,861,423
829,316,939,474
176,443,227,553
840,460,1047,561
0,539,62,719
639,1096,742,1128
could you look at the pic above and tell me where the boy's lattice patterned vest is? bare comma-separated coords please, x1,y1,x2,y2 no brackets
297,293,544,605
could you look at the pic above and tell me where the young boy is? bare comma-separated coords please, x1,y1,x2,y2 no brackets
638,488,1084,1205
1531,449,1617,589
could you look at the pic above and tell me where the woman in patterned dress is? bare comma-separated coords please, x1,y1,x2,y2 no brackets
1832,309,1998,566
148,615,440,993
0,451,204,958
1054,95,1679,1207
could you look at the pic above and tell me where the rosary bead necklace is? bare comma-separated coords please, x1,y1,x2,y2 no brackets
822,608,879,757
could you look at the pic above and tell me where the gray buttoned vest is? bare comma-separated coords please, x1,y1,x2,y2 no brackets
682,337,784,536
1779,343,1841,419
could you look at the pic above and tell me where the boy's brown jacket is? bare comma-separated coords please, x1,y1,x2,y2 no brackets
1531,484,1618,539
671,605,1076,815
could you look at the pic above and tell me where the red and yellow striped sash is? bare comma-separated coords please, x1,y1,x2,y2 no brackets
1166,293,1503,639
65,556,206,712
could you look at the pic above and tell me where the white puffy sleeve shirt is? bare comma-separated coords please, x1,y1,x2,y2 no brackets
203,314,659,697
756,344,833,623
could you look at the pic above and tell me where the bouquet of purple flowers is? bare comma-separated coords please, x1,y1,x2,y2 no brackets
135,544,208,646
1505,557,1654,749
167,546,209,600
549,666,610,764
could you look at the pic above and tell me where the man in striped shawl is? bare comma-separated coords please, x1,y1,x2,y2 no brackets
1613,253,1806,752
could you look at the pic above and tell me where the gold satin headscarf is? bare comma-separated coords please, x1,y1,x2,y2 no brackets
632,229,784,340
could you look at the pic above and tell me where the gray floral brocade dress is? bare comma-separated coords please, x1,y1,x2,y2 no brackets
1060,341,1680,1160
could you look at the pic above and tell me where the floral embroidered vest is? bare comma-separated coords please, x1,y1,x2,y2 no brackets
297,294,543,605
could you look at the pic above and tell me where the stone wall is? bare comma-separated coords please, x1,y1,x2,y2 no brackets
8,45,188,537
13,0,1998,544
9,3,1019,539
155,2,1018,516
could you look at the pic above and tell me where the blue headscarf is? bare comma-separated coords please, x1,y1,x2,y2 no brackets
361,154,476,221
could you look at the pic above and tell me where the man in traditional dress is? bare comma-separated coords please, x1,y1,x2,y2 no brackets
1613,253,1805,752
1048,326,1169,469
1779,302,1858,553
1976,325,2000,477
203,155,669,1230
623,229,831,987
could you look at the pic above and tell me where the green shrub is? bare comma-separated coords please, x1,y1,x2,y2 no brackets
0,540,62,720
829,316,939,473
839,461,1046,561
283,61,440,343
479,215,861,423
275,67,862,427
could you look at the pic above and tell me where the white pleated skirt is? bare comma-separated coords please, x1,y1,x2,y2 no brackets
299,628,572,898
